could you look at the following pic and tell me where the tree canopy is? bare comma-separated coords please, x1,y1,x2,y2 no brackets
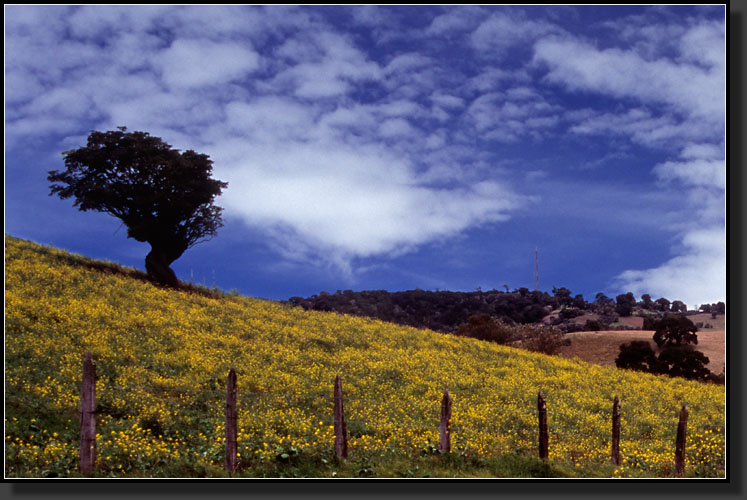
48,127,228,286
648,314,699,348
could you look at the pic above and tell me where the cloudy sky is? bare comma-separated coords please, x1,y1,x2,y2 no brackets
5,5,726,308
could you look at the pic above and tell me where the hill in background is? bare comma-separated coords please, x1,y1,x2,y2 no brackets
288,288,724,335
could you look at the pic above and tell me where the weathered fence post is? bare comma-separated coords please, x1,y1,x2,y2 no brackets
611,395,621,466
674,405,689,477
439,389,452,454
537,391,548,460
333,374,348,460
225,368,238,474
79,351,96,475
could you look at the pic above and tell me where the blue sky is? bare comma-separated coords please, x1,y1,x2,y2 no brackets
5,5,726,308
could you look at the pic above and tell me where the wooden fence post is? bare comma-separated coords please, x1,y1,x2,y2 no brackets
225,368,238,474
537,391,548,460
674,405,688,477
333,374,348,460
439,389,452,454
611,395,621,466
79,351,96,475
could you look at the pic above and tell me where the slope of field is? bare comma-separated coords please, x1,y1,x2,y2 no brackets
559,330,726,372
4,236,726,478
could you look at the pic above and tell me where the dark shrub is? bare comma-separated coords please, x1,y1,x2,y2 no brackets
559,308,583,320
615,341,661,373
455,314,514,344
656,344,711,381
584,319,601,331
516,325,566,355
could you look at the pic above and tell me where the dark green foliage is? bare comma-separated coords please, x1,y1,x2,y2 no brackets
615,341,661,373
551,287,573,308
639,294,654,310
615,292,636,317
289,288,555,333
48,127,227,286
519,326,567,355
288,288,695,338
651,314,698,348
656,344,711,381
698,303,712,313
558,307,583,320
616,314,716,382
455,314,513,344
584,319,602,331
670,300,687,313
654,297,671,312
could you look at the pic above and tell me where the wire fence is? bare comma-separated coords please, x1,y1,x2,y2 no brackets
6,351,704,477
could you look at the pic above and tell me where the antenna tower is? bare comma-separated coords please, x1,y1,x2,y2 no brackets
534,247,539,291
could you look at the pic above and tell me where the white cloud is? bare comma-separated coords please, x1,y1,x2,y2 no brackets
466,88,560,141
211,139,526,266
533,28,724,122
654,159,725,190
267,31,382,99
568,108,708,148
614,227,725,307
471,11,560,54
425,6,485,36
155,39,261,90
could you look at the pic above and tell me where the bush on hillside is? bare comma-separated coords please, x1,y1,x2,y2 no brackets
454,314,514,344
514,324,567,356
584,319,602,331
656,344,712,381
615,341,661,373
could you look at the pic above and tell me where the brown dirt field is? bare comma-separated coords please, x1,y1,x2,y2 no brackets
558,330,725,372
688,313,726,331
617,316,644,328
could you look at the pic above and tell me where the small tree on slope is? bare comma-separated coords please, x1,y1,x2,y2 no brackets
48,127,228,286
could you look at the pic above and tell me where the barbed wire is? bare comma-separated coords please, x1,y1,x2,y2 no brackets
7,386,705,420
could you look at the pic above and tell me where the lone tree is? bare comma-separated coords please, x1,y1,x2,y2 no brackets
48,127,228,287
617,314,712,381
648,314,699,348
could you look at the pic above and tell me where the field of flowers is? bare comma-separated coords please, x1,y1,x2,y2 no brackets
4,236,726,478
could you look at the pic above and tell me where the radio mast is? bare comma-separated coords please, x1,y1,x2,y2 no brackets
534,247,539,291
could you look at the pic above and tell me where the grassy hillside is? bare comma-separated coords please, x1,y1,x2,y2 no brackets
4,236,725,478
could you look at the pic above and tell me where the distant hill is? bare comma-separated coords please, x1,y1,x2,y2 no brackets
287,289,723,334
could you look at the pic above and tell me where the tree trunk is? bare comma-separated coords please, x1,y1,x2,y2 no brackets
145,243,184,287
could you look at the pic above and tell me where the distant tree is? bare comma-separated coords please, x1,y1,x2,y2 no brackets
654,297,671,312
615,292,636,317
698,303,712,313
670,300,687,313
651,314,698,348
572,294,587,309
552,287,573,308
48,127,228,286
640,294,654,310
714,302,725,315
